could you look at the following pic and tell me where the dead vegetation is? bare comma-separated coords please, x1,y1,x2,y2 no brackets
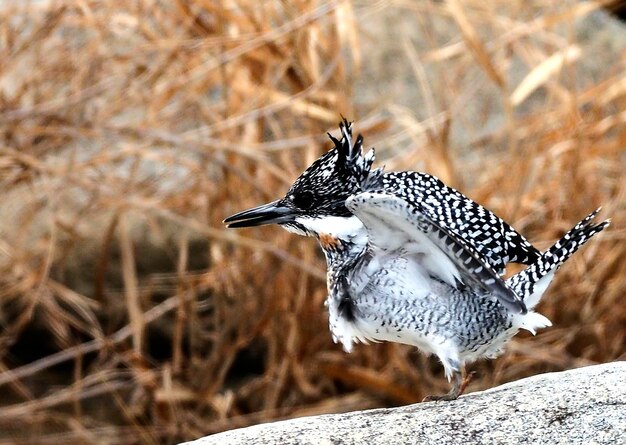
0,1,624,443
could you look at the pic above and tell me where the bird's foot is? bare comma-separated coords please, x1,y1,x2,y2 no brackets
422,392,458,402
422,370,476,402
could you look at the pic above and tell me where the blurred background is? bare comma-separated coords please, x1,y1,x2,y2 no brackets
0,0,624,443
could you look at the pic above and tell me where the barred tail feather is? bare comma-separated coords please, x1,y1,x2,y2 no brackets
507,208,610,310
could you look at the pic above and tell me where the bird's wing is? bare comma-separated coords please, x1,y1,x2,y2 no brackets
380,172,540,275
346,191,527,314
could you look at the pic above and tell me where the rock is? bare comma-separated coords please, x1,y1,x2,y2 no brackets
182,362,626,445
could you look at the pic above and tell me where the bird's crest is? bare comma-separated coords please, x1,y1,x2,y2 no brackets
283,119,383,216
328,118,383,189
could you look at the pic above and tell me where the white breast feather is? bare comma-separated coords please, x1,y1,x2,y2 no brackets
346,193,462,288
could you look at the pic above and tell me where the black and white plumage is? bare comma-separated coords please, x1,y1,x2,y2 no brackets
381,172,540,273
506,208,609,306
347,191,527,314
224,120,610,401
329,195,608,369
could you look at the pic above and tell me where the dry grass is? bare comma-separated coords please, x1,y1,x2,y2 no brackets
0,0,624,443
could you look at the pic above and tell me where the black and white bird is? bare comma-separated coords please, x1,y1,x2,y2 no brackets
224,120,609,400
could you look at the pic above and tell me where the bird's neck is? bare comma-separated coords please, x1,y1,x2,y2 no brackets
316,229,367,271
294,214,367,269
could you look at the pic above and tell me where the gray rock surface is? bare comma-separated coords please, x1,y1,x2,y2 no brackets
182,362,626,445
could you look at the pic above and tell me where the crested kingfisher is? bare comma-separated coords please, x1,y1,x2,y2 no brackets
224,120,609,401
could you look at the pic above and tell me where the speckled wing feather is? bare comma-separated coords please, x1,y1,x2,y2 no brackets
379,172,540,276
346,192,527,314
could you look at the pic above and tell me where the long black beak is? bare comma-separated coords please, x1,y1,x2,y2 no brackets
223,200,295,228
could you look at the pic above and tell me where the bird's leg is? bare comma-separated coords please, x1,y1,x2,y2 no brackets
460,370,475,394
423,366,474,402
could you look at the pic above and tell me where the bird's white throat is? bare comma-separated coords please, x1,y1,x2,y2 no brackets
289,215,367,245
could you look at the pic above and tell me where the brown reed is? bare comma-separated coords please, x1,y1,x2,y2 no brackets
0,1,624,443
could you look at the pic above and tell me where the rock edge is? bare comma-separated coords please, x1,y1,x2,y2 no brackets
182,362,626,445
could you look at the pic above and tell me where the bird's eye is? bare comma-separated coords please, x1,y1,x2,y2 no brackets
292,191,315,210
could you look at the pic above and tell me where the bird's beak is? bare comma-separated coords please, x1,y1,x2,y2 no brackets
223,200,295,228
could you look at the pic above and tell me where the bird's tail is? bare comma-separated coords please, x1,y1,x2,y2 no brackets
506,208,610,310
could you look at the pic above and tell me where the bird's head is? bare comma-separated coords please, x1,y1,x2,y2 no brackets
224,119,383,240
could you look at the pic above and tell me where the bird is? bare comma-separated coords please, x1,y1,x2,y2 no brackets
224,120,610,401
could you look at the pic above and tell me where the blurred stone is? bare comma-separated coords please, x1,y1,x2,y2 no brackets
182,362,626,445
354,4,626,168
